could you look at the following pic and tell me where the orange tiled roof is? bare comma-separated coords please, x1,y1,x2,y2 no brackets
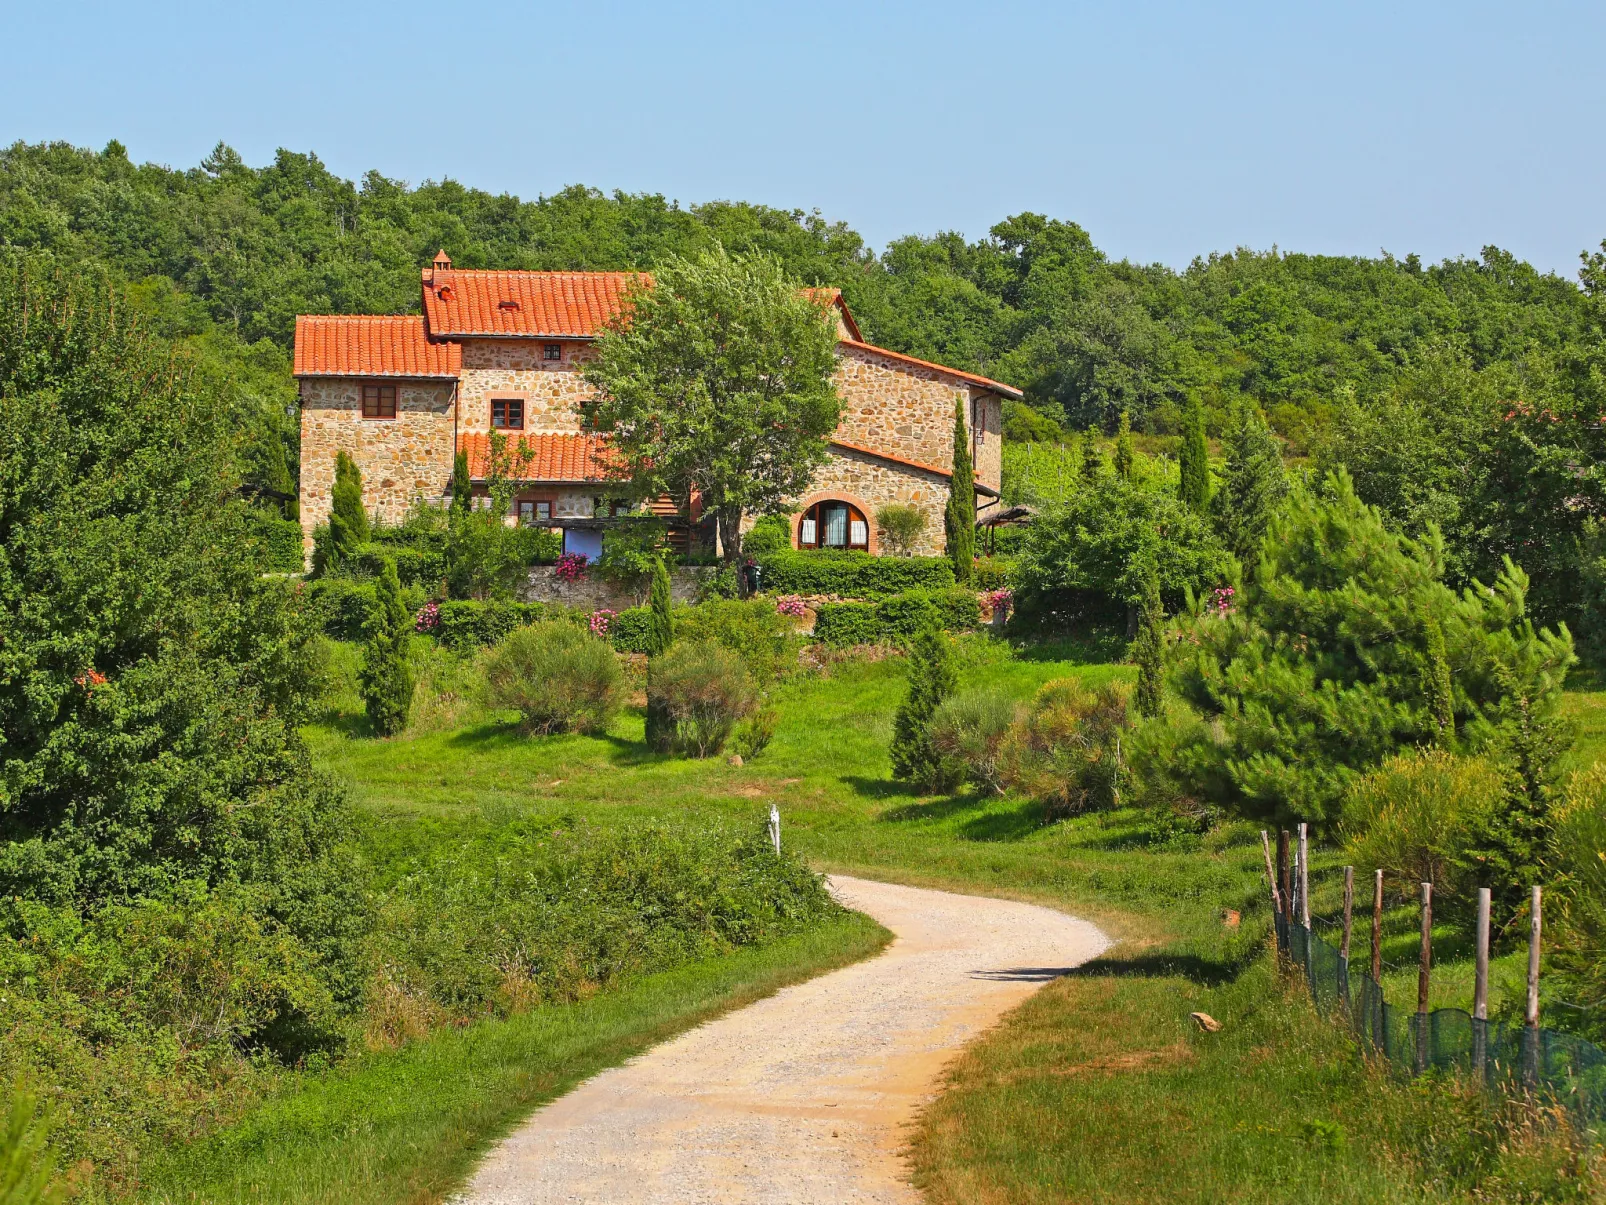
459,431,625,482
839,339,1023,399
293,315,461,379
422,270,648,339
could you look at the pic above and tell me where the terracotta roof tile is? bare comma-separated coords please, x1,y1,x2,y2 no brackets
294,315,460,378
459,431,625,483
422,270,647,339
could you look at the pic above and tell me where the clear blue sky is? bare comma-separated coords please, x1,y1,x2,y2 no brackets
8,0,1603,276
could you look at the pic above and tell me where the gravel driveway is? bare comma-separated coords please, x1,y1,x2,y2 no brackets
457,875,1109,1204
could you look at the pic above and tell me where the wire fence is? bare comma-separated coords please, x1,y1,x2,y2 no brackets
1275,909,1606,1125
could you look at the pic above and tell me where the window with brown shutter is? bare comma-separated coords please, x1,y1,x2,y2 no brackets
361,383,397,419
491,398,525,430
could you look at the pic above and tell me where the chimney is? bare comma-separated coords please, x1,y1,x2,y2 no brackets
430,249,452,287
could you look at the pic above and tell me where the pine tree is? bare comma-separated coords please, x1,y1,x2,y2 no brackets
1210,401,1288,562
328,450,369,563
644,557,676,752
360,558,414,737
1114,411,1135,481
1424,616,1454,742
450,448,473,520
1178,394,1211,514
890,621,961,789
944,399,975,585
1079,428,1105,481
1132,563,1165,718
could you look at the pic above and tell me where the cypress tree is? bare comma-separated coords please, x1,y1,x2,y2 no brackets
944,398,975,585
1114,411,1135,481
1424,616,1454,742
328,450,369,562
1079,427,1105,481
450,448,473,520
1210,401,1288,563
890,621,961,790
1177,394,1211,514
1132,563,1165,718
359,558,414,737
263,432,298,520
644,557,676,752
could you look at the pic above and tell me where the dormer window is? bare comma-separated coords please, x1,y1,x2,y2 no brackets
491,397,525,430
544,343,562,362
436,285,454,301
498,299,520,312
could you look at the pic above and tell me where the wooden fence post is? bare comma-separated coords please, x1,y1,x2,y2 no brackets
1291,822,1304,931
1473,886,1491,1077
1416,881,1432,1075
1260,830,1282,916
1277,830,1291,924
1340,866,1354,1009
1524,885,1543,1087
1371,869,1385,1055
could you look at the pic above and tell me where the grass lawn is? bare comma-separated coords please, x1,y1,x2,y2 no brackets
140,911,887,1205
162,632,1606,1203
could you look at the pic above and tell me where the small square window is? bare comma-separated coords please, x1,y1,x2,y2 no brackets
491,398,525,430
543,343,562,362
361,383,397,419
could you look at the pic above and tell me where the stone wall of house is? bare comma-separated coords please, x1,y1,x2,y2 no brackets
831,345,1004,494
298,377,456,545
771,446,951,558
457,340,596,435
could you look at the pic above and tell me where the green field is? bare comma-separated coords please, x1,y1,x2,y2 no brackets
150,634,1604,1203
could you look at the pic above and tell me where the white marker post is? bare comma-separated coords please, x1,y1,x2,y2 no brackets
768,804,781,856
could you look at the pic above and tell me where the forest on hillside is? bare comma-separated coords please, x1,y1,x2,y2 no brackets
3,138,1606,631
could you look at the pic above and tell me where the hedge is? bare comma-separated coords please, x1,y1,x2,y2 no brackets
610,607,656,654
435,600,549,650
753,549,954,597
243,512,305,573
973,557,1013,592
812,587,982,646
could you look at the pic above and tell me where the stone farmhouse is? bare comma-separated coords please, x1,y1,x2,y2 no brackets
292,252,1019,559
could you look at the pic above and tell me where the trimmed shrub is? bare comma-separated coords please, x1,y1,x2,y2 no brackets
875,503,927,557
931,688,1020,794
435,599,550,651
653,639,758,757
483,621,624,735
610,606,658,653
674,599,796,684
753,549,954,597
306,578,381,641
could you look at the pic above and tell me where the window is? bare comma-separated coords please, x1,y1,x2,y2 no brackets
361,383,397,419
491,397,525,430
517,499,553,526
797,500,869,550
543,343,562,362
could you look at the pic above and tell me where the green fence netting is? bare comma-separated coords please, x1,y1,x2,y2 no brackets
1275,910,1606,1125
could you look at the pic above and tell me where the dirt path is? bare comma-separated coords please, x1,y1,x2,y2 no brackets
456,875,1108,1204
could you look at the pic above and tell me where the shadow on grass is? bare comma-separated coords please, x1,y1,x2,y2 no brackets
1067,948,1256,989
959,801,1046,842
842,774,927,804
877,790,988,822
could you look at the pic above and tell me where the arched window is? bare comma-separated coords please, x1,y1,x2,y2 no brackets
797,499,869,550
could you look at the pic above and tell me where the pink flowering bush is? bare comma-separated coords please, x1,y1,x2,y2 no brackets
589,608,617,637
555,552,589,582
415,600,441,633
983,588,1013,612
1207,586,1235,616
775,595,807,619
